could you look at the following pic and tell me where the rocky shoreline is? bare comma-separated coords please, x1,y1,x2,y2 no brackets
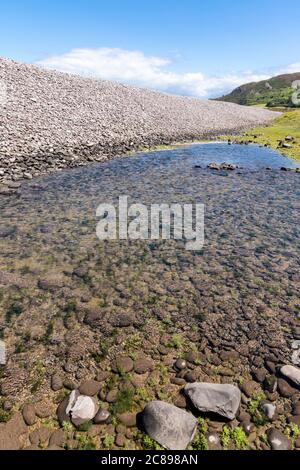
0,57,279,185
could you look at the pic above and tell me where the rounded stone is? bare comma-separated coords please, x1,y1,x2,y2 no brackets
112,357,134,374
134,358,154,375
79,380,102,396
51,373,63,392
174,359,187,371
94,409,110,424
22,404,36,426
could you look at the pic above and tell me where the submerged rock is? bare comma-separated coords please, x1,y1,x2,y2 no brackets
0,226,15,238
141,401,197,450
185,383,241,420
267,428,292,450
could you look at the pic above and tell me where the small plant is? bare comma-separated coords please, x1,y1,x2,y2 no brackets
42,320,54,344
221,426,231,449
77,433,96,450
139,433,163,450
6,301,23,323
137,387,151,402
0,404,11,423
198,417,208,434
15,341,26,354
102,433,115,449
169,334,183,350
191,433,209,450
77,420,93,432
62,421,74,433
92,341,109,363
231,427,249,450
111,387,135,415
247,392,267,426
285,423,300,447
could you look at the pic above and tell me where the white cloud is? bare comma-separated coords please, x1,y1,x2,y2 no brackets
278,62,300,74
37,47,296,98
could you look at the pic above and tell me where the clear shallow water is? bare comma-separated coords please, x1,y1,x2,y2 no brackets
133,142,298,170
0,143,299,406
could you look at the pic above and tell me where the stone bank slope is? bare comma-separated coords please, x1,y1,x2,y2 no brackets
0,57,279,183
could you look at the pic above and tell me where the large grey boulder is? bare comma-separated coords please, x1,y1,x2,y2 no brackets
57,390,98,427
280,365,300,388
141,401,197,450
185,383,241,420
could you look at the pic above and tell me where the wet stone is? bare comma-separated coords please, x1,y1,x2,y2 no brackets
51,373,63,391
22,404,36,426
185,383,241,420
49,429,66,447
79,380,102,396
134,358,154,374
112,357,134,374
94,409,110,424
267,428,292,451
280,365,300,388
174,359,187,371
277,378,297,398
118,412,137,427
141,401,198,451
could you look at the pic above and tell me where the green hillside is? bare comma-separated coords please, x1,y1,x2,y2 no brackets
216,72,300,107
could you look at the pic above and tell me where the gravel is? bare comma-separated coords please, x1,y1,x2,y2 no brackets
0,57,279,183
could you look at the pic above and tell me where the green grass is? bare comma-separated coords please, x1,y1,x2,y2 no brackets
111,387,135,415
221,109,300,162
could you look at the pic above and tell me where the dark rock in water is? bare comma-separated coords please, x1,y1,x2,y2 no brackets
277,378,297,398
194,165,202,169
220,162,236,171
134,358,154,374
141,401,197,450
112,356,134,374
208,162,220,170
38,275,66,292
267,428,292,450
185,383,241,420
51,373,63,392
110,313,135,327
0,226,16,238
240,380,259,398
174,359,187,371
280,167,292,171
84,308,104,327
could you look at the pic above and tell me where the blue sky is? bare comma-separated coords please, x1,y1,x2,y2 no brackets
1,0,300,97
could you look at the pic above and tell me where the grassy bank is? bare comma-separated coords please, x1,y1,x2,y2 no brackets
220,109,300,162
